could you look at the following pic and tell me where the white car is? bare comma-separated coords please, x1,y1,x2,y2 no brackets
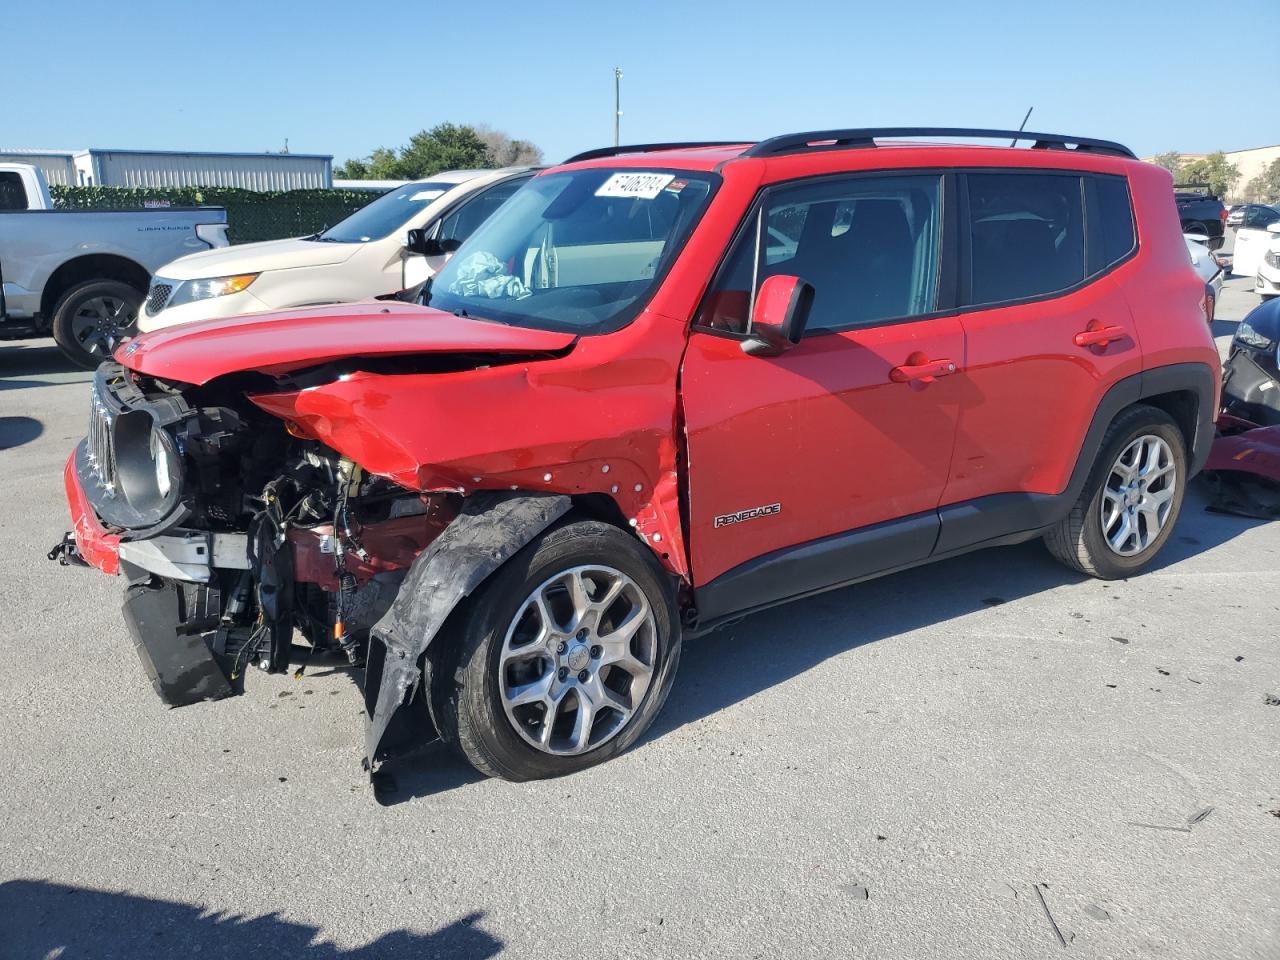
1230,206,1280,285
1184,231,1224,295
137,166,537,332
1253,222,1280,299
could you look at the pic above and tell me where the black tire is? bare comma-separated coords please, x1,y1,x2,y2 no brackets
51,279,143,370
431,520,681,781
1044,404,1187,579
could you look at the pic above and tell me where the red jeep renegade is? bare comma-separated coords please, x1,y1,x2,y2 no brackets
57,128,1220,782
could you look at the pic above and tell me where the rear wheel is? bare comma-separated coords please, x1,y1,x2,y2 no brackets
433,520,681,781
51,279,142,369
1044,405,1186,579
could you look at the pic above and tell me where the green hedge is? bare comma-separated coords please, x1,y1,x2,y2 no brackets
49,185,386,245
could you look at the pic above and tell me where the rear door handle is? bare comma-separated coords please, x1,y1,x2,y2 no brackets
1073,324,1128,348
889,358,957,384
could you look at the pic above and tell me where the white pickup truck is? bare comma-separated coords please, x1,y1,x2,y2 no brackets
0,162,229,367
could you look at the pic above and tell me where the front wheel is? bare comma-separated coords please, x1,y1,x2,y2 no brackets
1044,405,1187,579
434,520,682,781
51,279,143,370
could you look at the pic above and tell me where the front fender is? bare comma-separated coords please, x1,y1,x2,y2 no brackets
363,491,571,769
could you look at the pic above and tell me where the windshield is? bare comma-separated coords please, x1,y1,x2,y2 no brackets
315,181,459,243
424,168,717,332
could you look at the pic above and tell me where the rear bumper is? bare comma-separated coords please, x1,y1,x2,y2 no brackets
64,450,120,576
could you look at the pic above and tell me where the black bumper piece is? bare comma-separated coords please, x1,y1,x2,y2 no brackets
122,574,233,707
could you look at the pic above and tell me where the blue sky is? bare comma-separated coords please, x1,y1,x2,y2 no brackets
6,0,1276,166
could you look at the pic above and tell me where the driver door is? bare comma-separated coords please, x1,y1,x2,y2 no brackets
682,173,964,611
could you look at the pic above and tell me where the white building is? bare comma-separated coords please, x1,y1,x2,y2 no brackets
0,147,332,191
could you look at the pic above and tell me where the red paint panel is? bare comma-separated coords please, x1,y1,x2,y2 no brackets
118,302,576,385
681,318,964,585
947,274,1142,503
252,311,693,579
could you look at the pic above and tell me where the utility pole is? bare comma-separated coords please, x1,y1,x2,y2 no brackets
614,67,623,146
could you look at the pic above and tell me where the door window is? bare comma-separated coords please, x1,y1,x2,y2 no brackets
698,174,943,334
438,177,529,244
966,173,1085,305
0,172,28,211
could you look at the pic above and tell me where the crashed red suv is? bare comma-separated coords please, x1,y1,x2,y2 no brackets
57,128,1220,782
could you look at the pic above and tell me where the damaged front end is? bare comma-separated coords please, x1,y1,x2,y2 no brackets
60,361,457,708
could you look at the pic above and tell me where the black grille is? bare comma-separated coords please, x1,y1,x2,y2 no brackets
145,282,173,316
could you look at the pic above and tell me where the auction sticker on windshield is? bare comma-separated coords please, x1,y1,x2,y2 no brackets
595,172,675,200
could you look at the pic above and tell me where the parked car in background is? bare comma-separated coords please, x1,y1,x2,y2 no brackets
1231,203,1280,232
1185,231,1224,317
0,162,229,367
1226,204,1247,227
1232,208,1280,281
137,167,538,332
57,128,1219,784
1174,184,1227,248
1253,222,1280,298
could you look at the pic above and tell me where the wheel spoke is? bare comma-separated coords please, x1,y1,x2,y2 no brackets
506,672,553,708
538,688,569,747
567,690,596,754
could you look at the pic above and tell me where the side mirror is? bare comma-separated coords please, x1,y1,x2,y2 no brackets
742,274,815,357
405,229,463,256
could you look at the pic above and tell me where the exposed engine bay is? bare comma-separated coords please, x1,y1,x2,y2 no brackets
67,362,458,707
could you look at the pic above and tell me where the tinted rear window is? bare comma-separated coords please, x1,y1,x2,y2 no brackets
0,172,27,211
1089,175,1136,272
967,172,1085,306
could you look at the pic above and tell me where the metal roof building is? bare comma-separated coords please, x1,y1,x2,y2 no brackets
0,147,333,191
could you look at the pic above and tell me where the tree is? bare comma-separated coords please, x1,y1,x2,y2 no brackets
1177,151,1240,199
1243,158,1280,204
1151,151,1184,177
474,124,545,166
335,123,543,181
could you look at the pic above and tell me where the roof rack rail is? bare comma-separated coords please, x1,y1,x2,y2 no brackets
563,141,748,164
742,127,1136,160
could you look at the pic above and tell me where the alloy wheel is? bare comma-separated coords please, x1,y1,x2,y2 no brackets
71,295,137,358
1100,434,1177,556
498,564,656,756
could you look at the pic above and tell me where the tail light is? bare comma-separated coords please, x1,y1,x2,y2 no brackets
1220,208,1228,223
1202,284,1216,325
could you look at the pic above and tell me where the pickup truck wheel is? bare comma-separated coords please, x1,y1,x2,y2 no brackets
51,279,143,369
435,520,681,781
1044,405,1186,579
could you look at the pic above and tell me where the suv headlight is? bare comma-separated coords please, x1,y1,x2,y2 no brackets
167,273,259,309
1235,321,1275,351
1266,249,1280,269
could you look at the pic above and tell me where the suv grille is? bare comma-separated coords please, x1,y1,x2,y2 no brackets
86,385,118,497
145,282,173,316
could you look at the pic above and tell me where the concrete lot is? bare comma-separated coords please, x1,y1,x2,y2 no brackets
1,277,1277,960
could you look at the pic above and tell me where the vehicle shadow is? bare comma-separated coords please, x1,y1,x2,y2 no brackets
0,341,81,379
0,415,43,449
374,487,1261,802
647,484,1262,742
0,879,503,959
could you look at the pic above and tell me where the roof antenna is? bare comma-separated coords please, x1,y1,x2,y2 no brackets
1010,108,1033,147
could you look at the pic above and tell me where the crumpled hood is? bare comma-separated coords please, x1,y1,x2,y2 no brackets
159,236,361,280
116,302,577,384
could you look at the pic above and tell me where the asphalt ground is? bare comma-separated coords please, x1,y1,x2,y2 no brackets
0,272,1277,959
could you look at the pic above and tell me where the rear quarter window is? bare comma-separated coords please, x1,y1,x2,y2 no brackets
1085,175,1136,274
0,172,28,211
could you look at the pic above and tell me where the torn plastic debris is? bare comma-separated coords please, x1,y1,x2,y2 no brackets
363,491,570,769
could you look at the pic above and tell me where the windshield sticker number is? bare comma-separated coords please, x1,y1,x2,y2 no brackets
595,173,675,200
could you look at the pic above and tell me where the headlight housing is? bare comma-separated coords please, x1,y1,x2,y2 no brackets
167,273,259,309
1235,321,1276,351
1266,249,1280,270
